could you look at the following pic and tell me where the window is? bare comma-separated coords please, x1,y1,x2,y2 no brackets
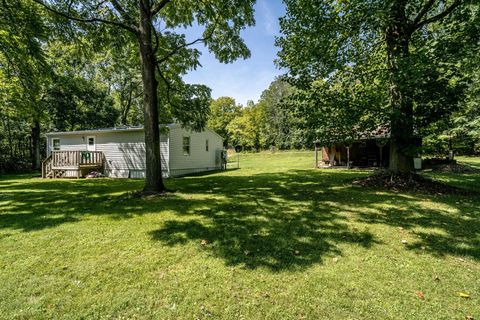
52,138,60,151
205,139,209,152
88,137,95,146
183,136,190,155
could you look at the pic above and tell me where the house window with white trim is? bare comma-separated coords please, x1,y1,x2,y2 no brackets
205,139,209,152
183,136,190,155
52,138,60,151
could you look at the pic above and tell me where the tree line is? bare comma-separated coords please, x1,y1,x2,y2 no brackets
207,79,311,151
209,70,479,156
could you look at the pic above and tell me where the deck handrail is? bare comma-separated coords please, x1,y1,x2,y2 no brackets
42,150,104,178
51,150,103,168
41,154,52,178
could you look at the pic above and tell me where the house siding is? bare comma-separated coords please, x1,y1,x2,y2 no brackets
95,131,169,178
168,125,223,176
47,131,169,178
46,125,222,178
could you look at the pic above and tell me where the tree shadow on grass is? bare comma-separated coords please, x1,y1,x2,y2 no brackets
1,169,479,271
0,171,378,271
0,178,141,231
150,169,480,270
353,196,480,259
150,201,376,271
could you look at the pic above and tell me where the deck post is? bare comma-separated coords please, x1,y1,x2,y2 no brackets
314,143,318,168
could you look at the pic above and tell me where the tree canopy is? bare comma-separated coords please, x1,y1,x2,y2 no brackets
276,0,479,171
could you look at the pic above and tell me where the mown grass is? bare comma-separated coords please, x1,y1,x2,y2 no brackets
425,156,480,193
0,151,479,319
456,156,480,169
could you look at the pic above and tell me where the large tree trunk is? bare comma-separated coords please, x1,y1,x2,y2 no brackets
31,119,41,170
385,0,415,172
138,0,166,193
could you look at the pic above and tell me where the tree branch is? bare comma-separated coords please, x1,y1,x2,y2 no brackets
155,63,180,110
151,0,171,16
411,0,436,28
412,0,463,31
32,0,138,34
155,0,221,64
109,0,136,26
157,38,205,64
157,24,217,64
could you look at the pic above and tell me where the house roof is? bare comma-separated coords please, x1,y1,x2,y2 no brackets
357,125,390,140
46,124,175,136
46,123,225,141
314,125,390,145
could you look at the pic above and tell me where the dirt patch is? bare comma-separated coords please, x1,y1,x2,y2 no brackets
129,189,174,198
352,171,473,195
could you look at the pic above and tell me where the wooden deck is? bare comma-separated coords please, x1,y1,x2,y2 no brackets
42,151,104,178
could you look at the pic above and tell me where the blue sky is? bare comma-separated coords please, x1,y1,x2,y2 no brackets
183,1,286,106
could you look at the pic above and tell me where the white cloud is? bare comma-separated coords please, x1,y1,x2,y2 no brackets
258,0,277,36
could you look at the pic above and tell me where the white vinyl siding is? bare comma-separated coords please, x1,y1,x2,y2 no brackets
47,135,87,154
168,125,223,176
46,124,223,178
95,131,169,178
47,130,169,178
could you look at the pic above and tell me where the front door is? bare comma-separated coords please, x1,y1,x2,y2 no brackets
86,136,96,151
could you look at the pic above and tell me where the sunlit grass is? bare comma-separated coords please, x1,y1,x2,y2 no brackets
456,156,480,169
0,151,479,319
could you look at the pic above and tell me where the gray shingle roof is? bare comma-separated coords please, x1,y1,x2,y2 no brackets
46,124,176,136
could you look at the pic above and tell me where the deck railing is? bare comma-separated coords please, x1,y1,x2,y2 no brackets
51,150,103,169
42,150,104,178
41,155,53,178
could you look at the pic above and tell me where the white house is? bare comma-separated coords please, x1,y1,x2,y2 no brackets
44,124,224,178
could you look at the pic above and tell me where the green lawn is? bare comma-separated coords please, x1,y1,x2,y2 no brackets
1,151,479,319
456,156,480,169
